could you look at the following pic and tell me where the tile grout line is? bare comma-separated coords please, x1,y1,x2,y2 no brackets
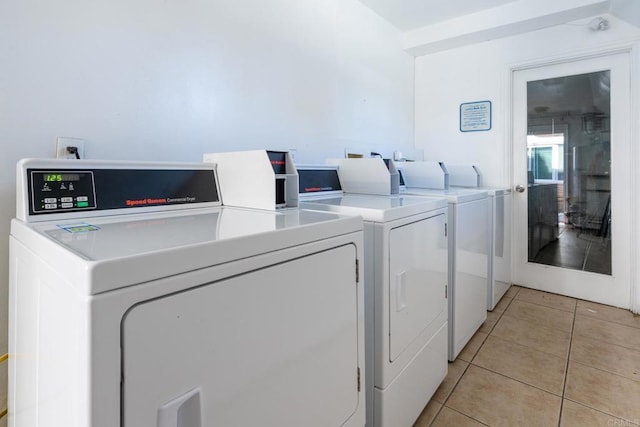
511,297,577,314
429,289,518,426
492,312,573,358
442,405,491,426
468,363,565,398
508,292,578,329
570,359,640,385
430,361,470,426
558,299,578,427
571,325,640,356
562,397,640,426
442,286,638,426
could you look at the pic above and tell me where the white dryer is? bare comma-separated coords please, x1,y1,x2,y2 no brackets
400,186,489,361
298,166,448,427
483,187,512,310
444,164,512,311
9,159,366,427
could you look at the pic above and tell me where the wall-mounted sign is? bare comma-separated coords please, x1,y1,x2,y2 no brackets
460,100,492,132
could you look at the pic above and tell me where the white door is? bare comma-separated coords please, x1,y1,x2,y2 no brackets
388,213,447,363
122,245,360,427
512,52,632,308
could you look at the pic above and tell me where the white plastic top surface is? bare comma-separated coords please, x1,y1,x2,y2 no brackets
11,206,361,295
485,187,511,196
402,187,488,203
299,194,447,222
449,185,511,196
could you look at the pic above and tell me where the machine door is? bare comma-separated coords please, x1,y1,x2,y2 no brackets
122,245,359,427
389,213,447,362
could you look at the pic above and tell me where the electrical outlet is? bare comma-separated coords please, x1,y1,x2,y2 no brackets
56,137,85,159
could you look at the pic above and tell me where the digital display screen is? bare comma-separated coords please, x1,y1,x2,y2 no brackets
45,173,81,182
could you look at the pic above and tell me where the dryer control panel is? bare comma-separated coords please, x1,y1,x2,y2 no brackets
298,166,342,196
17,159,222,222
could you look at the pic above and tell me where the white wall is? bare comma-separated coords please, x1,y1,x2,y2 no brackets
0,0,414,386
414,14,640,187
415,15,640,313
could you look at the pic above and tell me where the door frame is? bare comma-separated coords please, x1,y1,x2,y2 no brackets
503,42,640,312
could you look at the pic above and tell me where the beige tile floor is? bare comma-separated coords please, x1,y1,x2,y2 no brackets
414,286,640,426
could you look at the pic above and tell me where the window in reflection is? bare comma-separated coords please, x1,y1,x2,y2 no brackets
527,71,611,275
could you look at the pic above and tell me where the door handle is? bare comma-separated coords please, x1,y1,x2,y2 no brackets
158,387,202,427
396,272,407,312
515,184,526,193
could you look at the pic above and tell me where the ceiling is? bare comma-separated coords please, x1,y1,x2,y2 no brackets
356,0,640,56
357,0,519,31
358,0,640,36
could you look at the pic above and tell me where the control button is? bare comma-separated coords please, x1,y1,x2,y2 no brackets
45,204,57,210
61,197,73,203
77,201,89,208
61,203,73,208
44,198,57,204
76,196,88,202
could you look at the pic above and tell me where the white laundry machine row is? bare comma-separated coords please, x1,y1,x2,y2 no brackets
398,161,489,361
445,164,512,311
298,160,449,427
9,159,366,427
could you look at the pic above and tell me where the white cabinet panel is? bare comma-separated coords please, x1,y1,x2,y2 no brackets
450,200,489,358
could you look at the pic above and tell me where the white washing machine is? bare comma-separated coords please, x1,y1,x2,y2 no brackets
444,165,512,311
298,166,448,427
9,159,366,427
484,188,512,310
400,186,489,361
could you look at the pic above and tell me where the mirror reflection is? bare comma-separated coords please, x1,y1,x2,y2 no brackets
527,71,611,275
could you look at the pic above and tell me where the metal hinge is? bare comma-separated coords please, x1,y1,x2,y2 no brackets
445,223,448,237
445,284,448,299
355,259,360,283
357,367,361,392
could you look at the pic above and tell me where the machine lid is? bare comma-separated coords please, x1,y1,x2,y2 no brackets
12,206,362,295
402,187,488,203
299,194,447,222
36,207,356,260
481,187,511,196
449,185,511,196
